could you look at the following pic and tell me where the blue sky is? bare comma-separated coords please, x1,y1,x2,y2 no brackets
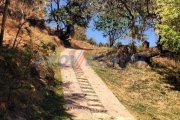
86,21,158,47
47,1,158,47
48,20,158,47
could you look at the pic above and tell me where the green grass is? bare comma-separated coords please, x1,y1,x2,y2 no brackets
31,47,73,120
88,49,180,120
32,69,71,120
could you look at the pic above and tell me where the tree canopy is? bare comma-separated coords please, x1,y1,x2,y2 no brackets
92,0,180,53
155,0,180,53
93,0,156,47
46,0,97,39
1,0,180,52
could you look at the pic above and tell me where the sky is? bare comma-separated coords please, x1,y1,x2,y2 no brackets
47,1,158,47
48,20,158,47
86,20,158,47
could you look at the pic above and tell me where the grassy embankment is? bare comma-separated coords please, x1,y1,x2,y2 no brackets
0,15,72,119
33,47,73,120
88,47,180,120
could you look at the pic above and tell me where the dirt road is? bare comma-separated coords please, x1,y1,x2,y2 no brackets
60,48,135,120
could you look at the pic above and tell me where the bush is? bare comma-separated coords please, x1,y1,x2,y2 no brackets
87,38,96,45
72,25,87,41
115,42,122,48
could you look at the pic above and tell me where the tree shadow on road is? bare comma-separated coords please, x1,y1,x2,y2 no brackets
32,80,74,120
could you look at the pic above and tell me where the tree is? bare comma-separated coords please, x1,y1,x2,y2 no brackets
115,41,122,48
94,0,156,49
87,37,96,45
98,42,104,47
72,25,87,41
95,13,128,47
0,0,10,46
155,0,180,53
47,0,96,40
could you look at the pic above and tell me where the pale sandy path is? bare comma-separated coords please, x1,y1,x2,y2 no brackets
60,48,136,120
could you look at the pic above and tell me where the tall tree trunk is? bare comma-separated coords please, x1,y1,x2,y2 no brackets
56,24,60,37
131,20,136,54
66,24,70,35
157,35,163,53
0,0,10,46
109,35,113,47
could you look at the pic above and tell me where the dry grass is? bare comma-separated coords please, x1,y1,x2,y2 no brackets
91,47,115,56
70,38,95,49
151,56,180,69
89,49,180,120
0,16,60,48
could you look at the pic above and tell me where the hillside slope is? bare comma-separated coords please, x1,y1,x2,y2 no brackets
0,16,61,48
0,16,73,119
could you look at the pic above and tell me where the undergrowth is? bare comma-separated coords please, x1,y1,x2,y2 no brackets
0,40,69,119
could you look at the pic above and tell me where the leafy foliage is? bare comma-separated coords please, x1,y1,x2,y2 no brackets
72,25,87,41
95,14,128,47
115,41,122,48
156,0,180,53
98,42,104,47
87,37,96,45
47,0,95,38
94,0,156,47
